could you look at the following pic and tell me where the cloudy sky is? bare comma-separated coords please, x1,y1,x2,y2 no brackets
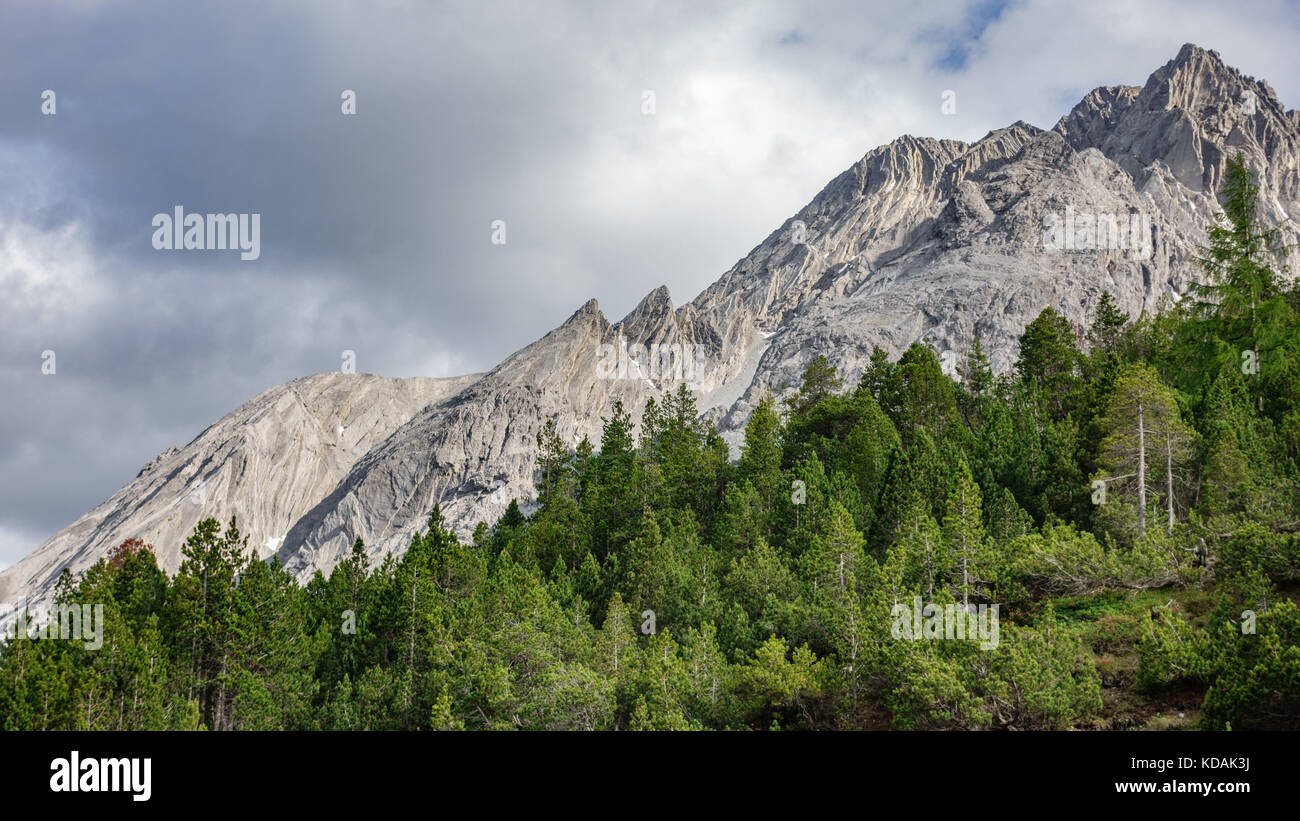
2,0,1299,568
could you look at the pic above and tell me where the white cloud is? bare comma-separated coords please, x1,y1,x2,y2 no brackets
0,218,106,328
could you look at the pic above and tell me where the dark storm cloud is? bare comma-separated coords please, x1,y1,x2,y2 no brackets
2,0,1299,565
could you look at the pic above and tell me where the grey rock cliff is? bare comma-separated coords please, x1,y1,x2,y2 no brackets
0,372,479,624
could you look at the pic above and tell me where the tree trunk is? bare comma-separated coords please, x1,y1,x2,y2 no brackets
962,552,969,610
1165,432,1175,532
1137,402,1147,538
407,569,417,671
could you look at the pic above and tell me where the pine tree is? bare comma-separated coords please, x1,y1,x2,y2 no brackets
942,460,993,608
1193,153,1284,341
167,516,250,731
788,355,843,416
958,336,994,396
857,346,892,401
535,418,571,506
880,343,962,448
1016,307,1082,418
891,491,947,601
1088,291,1129,354
1094,364,1195,539
1188,152,1293,416
738,394,785,520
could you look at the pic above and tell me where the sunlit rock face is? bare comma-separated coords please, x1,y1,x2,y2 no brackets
0,372,479,625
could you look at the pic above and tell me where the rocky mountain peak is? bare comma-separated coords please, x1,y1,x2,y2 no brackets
1060,43,1300,198
1145,44,1250,114
619,285,676,337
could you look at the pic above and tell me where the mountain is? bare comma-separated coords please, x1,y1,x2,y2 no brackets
0,372,479,624
5,44,1299,620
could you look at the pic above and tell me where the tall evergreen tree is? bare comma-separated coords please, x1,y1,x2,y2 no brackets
1094,364,1195,540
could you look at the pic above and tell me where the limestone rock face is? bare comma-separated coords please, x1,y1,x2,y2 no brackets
277,292,707,577
6,44,1300,613
0,372,479,624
